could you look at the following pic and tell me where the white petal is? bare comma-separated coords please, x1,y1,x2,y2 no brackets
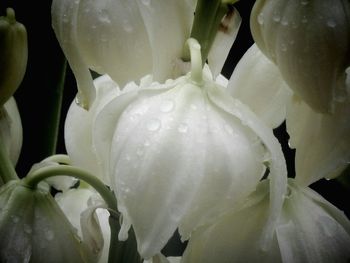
51,0,95,109
228,44,292,129
136,0,194,81
0,97,23,165
286,97,350,186
207,83,288,249
208,7,241,77
76,0,153,87
276,180,350,263
109,77,268,258
64,75,119,184
181,181,281,263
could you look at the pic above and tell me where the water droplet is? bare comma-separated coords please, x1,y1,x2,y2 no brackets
301,0,309,5
144,140,150,147
327,19,336,28
99,9,111,24
11,215,19,223
224,124,234,135
122,19,133,32
301,16,308,24
146,118,161,131
62,14,69,23
190,104,197,110
24,224,32,234
273,14,281,23
125,154,131,161
91,25,97,30
160,99,175,113
136,147,144,156
141,0,151,5
281,43,287,52
257,12,264,25
178,123,188,133
45,230,54,241
281,18,289,26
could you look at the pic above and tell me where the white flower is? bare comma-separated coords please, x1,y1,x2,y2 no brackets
250,0,350,113
56,187,111,262
65,38,287,258
181,179,350,263
230,43,350,186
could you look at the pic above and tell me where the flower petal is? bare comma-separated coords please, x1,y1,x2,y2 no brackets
286,97,350,186
0,97,23,165
51,0,95,109
228,44,292,128
207,83,288,249
208,7,241,77
108,76,268,258
135,0,194,81
75,0,153,87
276,180,350,263
181,181,281,263
64,75,119,184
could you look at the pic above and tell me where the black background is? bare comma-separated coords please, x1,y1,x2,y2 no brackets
1,0,349,217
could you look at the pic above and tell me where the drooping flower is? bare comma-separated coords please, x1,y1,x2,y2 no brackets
0,180,94,262
64,38,287,259
229,43,350,186
181,179,350,263
250,0,350,113
51,0,242,109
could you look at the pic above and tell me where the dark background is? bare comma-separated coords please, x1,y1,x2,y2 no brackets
1,0,349,218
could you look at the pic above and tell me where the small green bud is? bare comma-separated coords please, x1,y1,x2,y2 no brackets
0,180,94,262
0,8,28,107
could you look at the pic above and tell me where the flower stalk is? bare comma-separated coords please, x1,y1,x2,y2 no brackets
185,0,239,64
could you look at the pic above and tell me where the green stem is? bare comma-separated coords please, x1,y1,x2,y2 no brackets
23,165,131,263
0,124,19,183
184,0,238,64
42,59,67,156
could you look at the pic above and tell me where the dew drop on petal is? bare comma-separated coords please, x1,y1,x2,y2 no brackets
24,224,32,234
160,99,175,113
45,229,55,241
273,13,281,23
326,19,336,28
257,13,264,25
122,19,133,33
178,123,188,133
147,118,161,131
141,0,151,6
11,215,19,223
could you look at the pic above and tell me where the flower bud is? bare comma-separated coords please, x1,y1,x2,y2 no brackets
0,97,23,166
0,180,93,262
250,0,350,113
0,8,27,107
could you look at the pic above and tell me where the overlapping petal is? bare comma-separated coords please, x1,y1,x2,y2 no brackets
228,44,292,128
52,0,195,108
182,179,350,263
89,64,287,258
64,75,119,184
286,96,350,186
250,0,350,113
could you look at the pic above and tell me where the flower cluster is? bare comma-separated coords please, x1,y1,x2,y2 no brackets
0,0,350,262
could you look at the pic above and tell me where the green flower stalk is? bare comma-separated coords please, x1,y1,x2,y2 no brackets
0,8,27,107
